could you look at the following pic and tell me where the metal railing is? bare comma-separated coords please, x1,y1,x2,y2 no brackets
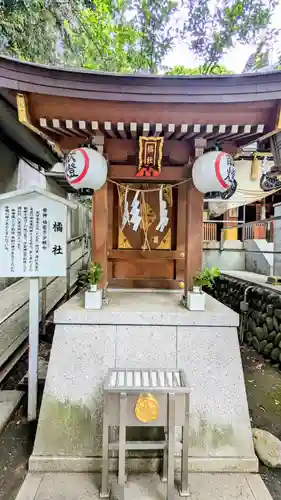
203,217,276,244
220,215,281,250
242,220,274,242
203,219,245,243
203,222,217,242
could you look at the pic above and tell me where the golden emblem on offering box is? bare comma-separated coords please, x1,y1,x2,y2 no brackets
137,136,164,177
134,393,159,423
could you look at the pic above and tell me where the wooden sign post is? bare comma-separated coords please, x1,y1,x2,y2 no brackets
0,187,76,421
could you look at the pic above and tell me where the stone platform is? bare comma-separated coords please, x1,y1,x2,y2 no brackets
30,290,257,473
15,473,273,500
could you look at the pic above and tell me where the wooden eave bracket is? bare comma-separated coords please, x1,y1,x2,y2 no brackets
16,93,64,160
194,138,207,158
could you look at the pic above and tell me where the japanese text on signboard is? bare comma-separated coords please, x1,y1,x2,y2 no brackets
0,196,67,278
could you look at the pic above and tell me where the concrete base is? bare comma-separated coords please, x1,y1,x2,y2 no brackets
29,456,258,474
15,473,273,500
0,390,24,433
31,290,257,473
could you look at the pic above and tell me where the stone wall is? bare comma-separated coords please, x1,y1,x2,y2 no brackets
203,241,245,271
210,275,281,367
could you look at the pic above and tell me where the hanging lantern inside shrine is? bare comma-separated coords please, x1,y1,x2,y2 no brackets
64,147,108,191
192,151,236,195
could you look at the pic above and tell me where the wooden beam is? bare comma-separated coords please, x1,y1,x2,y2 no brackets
185,124,201,140
184,182,203,295
194,137,207,158
130,122,137,138
155,123,163,136
39,118,64,136
108,164,189,181
109,278,178,290
52,119,73,136
108,250,182,260
142,123,150,136
29,94,272,126
165,123,175,139
117,122,127,139
92,182,108,289
104,121,116,138
175,124,188,140
65,119,86,137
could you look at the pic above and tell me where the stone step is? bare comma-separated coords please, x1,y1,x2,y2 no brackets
0,390,24,434
15,472,273,500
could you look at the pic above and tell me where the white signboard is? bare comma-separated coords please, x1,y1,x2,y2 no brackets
0,192,67,278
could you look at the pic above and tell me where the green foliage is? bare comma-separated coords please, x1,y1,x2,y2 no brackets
75,194,92,211
129,0,179,73
78,262,103,287
88,262,103,285
0,0,179,72
0,0,279,75
64,0,141,72
64,0,179,72
193,267,221,289
0,0,81,64
166,64,234,75
182,0,279,71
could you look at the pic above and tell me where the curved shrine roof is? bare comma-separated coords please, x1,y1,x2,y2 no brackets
1,55,281,104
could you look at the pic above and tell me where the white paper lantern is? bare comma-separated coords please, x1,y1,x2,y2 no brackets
64,147,108,191
192,151,236,193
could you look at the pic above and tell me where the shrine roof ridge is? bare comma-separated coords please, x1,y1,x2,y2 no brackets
0,186,77,209
1,55,281,103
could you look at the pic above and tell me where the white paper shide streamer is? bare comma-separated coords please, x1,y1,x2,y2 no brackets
122,187,130,230
156,186,169,232
130,190,141,232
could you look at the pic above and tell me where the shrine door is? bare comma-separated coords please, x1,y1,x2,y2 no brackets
108,183,183,289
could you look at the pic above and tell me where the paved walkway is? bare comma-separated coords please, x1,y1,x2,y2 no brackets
16,472,272,500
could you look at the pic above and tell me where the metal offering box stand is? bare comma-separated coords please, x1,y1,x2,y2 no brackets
101,368,190,500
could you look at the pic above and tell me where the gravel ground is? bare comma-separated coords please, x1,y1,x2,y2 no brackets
241,345,281,500
0,400,36,500
0,333,51,500
0,341,281,500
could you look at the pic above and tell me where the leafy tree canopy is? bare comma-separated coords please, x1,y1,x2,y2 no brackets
0,0,280,73
63,0,142,72
0,0,82,64
182,0,279,73
166,64,234,75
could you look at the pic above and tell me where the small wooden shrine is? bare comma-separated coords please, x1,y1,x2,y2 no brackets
1,56,281,292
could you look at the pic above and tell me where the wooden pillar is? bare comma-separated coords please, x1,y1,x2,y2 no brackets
176,183,187,287
92,182,108,289
184,182,204,296
107,181,114,285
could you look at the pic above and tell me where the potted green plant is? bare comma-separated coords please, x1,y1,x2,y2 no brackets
82,262,103,309
187,267,220,311
88,262,103,292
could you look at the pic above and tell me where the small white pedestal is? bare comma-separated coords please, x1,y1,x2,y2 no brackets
85,289,102,310
187,291,206,311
